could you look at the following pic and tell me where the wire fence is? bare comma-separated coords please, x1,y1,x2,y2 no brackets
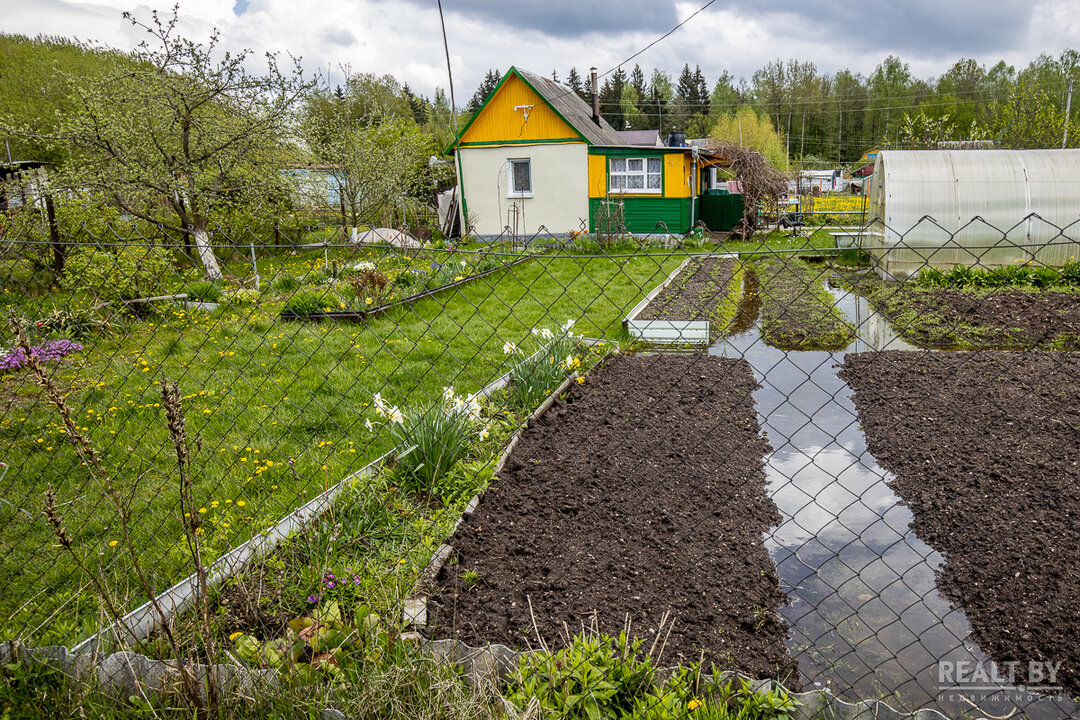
0,213,1078,719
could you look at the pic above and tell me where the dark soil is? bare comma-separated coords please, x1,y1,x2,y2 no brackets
756,258,855,350
429,354,798,685
855,280,1080,349
840,351,1080,695
637,258,743,340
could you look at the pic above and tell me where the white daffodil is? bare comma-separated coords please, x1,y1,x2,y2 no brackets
562,319,576,332
442,386,455,402
503,341,518,355
540,327,554,340
388,407,405,425
364,418,374,431
479,424,490,440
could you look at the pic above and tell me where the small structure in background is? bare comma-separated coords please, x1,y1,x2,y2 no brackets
447,66,732,239
864,149,1080,279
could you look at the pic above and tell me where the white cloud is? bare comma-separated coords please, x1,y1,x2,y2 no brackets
2,0,1078,101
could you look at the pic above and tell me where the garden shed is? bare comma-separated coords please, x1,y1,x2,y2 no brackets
864,149,1080,279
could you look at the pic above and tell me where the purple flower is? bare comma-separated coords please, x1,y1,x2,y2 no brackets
0,340,83,373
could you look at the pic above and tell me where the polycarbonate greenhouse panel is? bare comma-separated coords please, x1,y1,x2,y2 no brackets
865,149,1080,278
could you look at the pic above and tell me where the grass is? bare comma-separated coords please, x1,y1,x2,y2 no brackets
754,257,855,351
0,249,682,645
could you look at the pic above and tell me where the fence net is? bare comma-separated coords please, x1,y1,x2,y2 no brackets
0,212,1078,719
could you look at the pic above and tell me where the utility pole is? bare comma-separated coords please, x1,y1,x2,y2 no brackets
1064,77,1073,149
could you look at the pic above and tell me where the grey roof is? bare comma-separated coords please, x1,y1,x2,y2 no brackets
516,68,626,146
620,129,663,147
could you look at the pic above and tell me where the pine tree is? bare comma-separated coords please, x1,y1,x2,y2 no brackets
567,67,587,102
466,68,501,113
631,64,647,100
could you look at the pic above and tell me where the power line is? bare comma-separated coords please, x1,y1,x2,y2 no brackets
598,0,717,79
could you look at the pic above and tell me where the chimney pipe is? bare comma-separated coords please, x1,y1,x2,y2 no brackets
590,67,600,126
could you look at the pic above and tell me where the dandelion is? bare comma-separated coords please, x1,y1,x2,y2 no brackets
576,376,586,384
365,297,373,305
236,500,246,508
688,699,701,711
108,540,119,548
229,631,243,641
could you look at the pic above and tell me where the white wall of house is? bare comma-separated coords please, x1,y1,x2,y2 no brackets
457,143,589,237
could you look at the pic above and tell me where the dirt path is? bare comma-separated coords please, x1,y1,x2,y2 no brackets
429,354,797,684
840,351,1080,695
637,257,743,340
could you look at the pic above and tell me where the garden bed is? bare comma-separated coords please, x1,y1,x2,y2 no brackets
853,279,1080,349
840,351,1080,695
634,257,745,342
754,257,854,350
428,353,797,684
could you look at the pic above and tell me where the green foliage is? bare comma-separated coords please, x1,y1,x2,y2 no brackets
185,280,222,303
504,633,802,720
63,245,174,303
282,290,330,317
916,262,1080,289
231,601,389,683
504,325,579,411
710,107,787,170
271,274,301,293
374,389,483,493
29,308,109,339
505,632,657,720
226,288,260,306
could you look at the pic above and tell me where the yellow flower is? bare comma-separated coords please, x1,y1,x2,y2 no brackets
688,699,701,711
108,540,119,547
236,500,246,508
198,507,207,514
229,631,243,641
576,376,586,384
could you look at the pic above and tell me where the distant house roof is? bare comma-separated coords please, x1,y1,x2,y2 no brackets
620,129,663,147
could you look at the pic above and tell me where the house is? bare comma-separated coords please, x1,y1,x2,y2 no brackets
449,67,730,238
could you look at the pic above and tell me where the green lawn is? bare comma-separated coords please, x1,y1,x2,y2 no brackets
0,249,682,644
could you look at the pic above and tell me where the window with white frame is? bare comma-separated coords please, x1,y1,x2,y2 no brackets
609,157,662,193
507,158,532,197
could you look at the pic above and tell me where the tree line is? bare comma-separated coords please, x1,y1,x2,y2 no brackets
468,51,1080,166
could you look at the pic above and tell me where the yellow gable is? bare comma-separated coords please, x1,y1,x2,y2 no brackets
460,73,582,146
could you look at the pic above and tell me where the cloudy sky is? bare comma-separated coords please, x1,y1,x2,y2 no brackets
4,0,1080,99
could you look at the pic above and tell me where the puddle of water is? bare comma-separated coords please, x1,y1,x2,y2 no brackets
708,290,1077,719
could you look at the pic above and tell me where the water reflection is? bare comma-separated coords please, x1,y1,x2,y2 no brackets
708,287,1075,719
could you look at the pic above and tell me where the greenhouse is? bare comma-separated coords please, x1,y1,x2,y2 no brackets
863,149,1080,279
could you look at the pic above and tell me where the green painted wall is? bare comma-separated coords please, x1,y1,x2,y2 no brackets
589,196,692,234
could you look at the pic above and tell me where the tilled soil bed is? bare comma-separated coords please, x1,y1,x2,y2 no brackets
637,257,745,340
855,280,1080,349
756,258,854,350
429,354,797,684
840,351,1080,695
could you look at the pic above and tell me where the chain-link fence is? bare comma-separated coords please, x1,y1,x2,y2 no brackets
0,213,1078,719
